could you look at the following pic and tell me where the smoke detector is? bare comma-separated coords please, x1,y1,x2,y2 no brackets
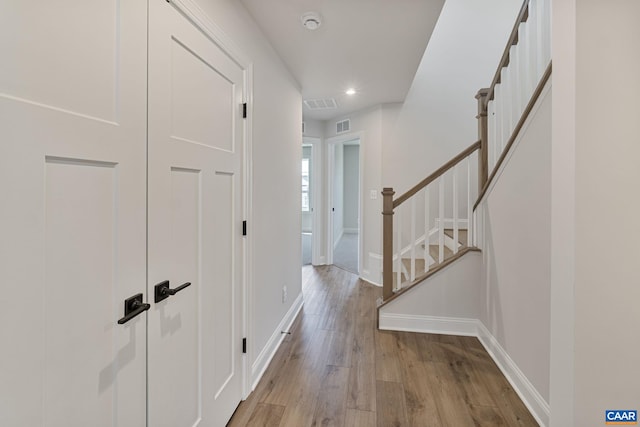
301,12,322,30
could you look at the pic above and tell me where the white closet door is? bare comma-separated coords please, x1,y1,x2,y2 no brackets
0,1,148,426
147,1,245,425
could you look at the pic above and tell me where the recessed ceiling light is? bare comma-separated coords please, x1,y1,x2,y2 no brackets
345,88,356,96
301,12,322,30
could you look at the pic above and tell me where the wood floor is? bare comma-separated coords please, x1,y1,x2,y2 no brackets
228,265,538,427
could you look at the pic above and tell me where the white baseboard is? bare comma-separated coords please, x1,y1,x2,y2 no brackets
378,313,478,336
378,313,549,426
250,293,303,390
476,323,550,427
360,269,381,287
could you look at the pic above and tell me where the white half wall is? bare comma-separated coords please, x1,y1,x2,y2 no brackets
476,81,552,419
379,251,482,326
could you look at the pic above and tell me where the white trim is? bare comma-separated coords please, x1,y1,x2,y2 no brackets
250,293,303,391
326,132,363,273
477,323,550,427
378,313,479,336
303,137,322,266
377,313,550,427
168,0,251,68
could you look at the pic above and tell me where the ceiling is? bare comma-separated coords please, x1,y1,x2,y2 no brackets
240,0,446,122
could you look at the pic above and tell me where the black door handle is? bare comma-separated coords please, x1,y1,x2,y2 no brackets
117,293,150,325
154,280,192,303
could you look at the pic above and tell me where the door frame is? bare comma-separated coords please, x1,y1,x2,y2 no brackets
302,137,322,265
326,131,364,274
166,0,254,400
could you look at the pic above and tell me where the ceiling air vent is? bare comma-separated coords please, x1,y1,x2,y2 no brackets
304,98,337,110
336,119,350,134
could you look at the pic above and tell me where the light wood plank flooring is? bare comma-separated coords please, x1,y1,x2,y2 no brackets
228,265,538,427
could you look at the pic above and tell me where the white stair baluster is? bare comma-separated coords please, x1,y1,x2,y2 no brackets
424,187,430,270
438,176,444,264
396,206,402,290
488,99,497,171
453,164,459,254
467,156,472,248
410,197,416,282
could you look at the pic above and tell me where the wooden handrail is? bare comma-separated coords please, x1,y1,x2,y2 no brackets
486,0,530,105
393,140,481,209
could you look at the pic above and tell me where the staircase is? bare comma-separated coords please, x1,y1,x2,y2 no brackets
379,0,551,310
393,229,473,288
380,140,483,305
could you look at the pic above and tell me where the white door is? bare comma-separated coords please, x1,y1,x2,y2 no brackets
0,1,148,426
147,1,245,426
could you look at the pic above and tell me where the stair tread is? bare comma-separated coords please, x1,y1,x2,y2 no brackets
443,228,468,246
429,244,453,260
392,236,468,288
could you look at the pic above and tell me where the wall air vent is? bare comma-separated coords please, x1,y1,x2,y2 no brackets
304,98,337,110
336,119,350,134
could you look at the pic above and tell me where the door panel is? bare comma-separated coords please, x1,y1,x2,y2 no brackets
0,1,147,426
171,38,235,152
44,159,119,426
211,171,235,394
2,1,123,122
148,1,245,425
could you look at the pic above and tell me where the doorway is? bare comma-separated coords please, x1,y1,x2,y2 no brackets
328,137,361,275
302,137,321,266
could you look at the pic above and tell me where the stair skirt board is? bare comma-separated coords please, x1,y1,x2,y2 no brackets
378,314,550,427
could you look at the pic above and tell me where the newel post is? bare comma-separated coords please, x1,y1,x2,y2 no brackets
476,88,490,193
382,187,395,301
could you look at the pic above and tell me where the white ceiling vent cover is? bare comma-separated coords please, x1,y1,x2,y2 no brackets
336,119,350,134
304,98,337,110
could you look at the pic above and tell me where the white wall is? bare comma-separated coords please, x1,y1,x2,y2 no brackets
343,144,360,231
478,83,552,413
303,118,324,139
381,0,522,195
551,1,640,425
189,0,303,388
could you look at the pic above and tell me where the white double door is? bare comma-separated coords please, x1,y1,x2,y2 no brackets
0,1,244,426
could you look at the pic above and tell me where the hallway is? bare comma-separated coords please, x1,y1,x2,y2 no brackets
228,266,537,426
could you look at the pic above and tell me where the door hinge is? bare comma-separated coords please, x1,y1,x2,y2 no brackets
242,338,247,354
242,220,247,236
242,103,247,119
